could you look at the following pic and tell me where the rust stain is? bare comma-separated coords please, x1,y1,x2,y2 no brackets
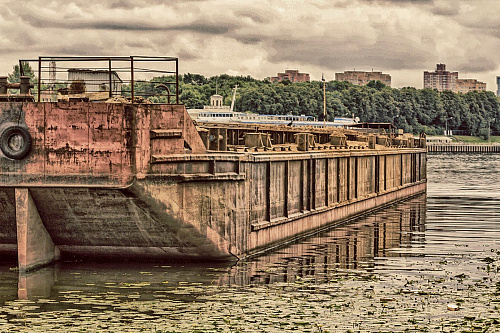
0,102,206,187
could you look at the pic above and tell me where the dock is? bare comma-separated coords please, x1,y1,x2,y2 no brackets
427,144,500,153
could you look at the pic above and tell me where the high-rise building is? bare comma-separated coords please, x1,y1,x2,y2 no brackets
271,70,310,83
497,76,500,97
456,79,487,93
423,64,458,92
335,70,391,87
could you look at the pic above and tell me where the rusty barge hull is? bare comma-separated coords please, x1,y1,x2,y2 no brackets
0,102,426,270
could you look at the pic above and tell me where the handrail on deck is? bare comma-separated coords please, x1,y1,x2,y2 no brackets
18,56,179,104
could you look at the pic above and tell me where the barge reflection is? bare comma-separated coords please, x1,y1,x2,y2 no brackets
9,194,426,302
224,194,426,286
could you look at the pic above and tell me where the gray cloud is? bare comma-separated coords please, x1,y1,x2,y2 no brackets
52,44,108,56
109,1,137,10
20,15,161,31
0,0,497,90
172,22,237,35
235,35,264,45
430,5,460,17
457,58,498,73
359,0,434,4
269,36,432,71
20,12,238,35
177,49,200,61
234,11,271,24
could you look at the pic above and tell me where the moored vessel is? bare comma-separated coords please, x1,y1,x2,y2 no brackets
0,56,427,271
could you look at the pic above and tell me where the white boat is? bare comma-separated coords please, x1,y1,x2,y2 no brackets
188,93,358,128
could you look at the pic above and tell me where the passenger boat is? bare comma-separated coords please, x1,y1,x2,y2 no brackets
187,93,359,128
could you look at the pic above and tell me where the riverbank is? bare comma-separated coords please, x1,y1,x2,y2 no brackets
426,136,500,153
426,135,500,144
453,135,500,144
427,144,500,153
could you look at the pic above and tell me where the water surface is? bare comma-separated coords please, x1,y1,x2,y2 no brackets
1,153,499,332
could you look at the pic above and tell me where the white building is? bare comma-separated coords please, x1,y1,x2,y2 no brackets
68,69,122,95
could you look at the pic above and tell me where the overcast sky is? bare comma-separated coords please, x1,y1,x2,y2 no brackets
1,0,498,90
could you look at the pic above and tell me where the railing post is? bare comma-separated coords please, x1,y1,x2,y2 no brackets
108,59,112,98
37,58,41,102
130,56,134,102
176,58,179,104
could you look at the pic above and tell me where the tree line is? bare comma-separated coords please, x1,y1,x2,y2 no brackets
9,64,498,136
171,74,499,136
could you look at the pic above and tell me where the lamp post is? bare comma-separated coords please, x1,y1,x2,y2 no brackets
322,73,326,127
445,117,452,136
488,118,495,145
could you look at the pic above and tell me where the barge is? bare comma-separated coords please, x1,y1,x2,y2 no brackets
0,56,427,271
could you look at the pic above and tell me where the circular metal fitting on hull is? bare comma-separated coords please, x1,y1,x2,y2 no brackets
0,124,32,159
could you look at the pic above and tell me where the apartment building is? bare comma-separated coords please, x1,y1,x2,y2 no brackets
271,69,310,83
456,79,486,93
423,64,458,92
335,70,391,87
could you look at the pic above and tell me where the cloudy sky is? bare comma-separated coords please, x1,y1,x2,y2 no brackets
0,0,498,90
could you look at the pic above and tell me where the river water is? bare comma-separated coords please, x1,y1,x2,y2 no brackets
0,153,499,332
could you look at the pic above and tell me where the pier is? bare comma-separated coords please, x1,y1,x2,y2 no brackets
427,144,500,153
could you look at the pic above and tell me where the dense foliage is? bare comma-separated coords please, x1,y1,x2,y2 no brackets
8,62,36,83
164,74,499,136
11,60,496,136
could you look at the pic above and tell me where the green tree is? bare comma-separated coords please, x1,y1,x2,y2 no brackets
118,72,500,136
182,73,207,86
366,80,386,90
8,62,36,83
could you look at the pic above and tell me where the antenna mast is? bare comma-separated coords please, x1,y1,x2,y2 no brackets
322,73,326,127
49,61,56,83
230,84,238,112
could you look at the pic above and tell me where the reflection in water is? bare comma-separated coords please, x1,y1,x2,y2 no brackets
18,266,56,300
9,262,231,304
226,195,426,286
0,153,499,332
1,193,427,305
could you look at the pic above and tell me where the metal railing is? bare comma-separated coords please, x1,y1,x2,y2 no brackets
19,56,179,104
